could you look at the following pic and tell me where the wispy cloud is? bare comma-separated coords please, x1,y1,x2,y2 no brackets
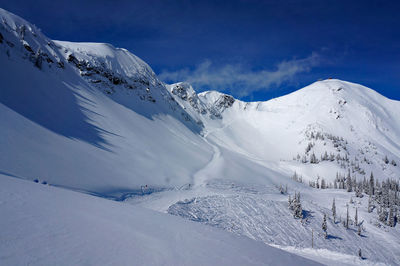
159,53,320,97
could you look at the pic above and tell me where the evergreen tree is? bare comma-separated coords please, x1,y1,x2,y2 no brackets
332,198,336,222
321,178,326,189
293,192,303,219
355,207,358,226
346,169,352,192
322,213,328,238
368,196,373,213
310,153,318,164
346,204,349,229
369,172,375,196
388,206,395,227
379,207,388,223
384,155,389,164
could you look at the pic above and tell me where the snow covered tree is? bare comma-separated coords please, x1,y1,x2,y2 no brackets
322,151,328,161
332,198,336,222
310,153,318,164
346,169,352,192
322,213,327,238
369,172,375,196
368,196,374,213
288,195,293,210
388,206,395,227
279,184,284,194
384,155,389,164
345,204,349,229
305,142,313,153
355,183,363,198
397,211,400,227
321,178,326,189
292,192,303,219
378,207,388,223
355,207,358,226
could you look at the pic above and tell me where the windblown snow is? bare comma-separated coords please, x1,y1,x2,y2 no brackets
0,8,399,265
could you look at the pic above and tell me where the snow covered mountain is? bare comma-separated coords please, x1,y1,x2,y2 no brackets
1,8,399,265
173,78,400,184
0,8,212,194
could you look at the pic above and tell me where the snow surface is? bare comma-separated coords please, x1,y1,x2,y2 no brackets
1,7,400,265
0,174,320,266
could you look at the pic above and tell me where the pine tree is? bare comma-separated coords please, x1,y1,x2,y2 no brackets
346,204,349,229
355,207,358,226
368,196,373,213
310,153,318,164
369,172,375,196
332,198,336,222
388,206,395,227
379,207,388,223
322,213,328,238
384,155,389,164
293,192,303,219
346,169,352,192
321,178,326,189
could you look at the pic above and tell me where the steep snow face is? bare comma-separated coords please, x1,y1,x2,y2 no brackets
0,8,212,193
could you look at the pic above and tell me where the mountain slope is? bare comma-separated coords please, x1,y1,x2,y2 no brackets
0,7,212,194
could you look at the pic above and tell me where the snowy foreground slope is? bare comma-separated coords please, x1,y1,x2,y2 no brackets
1,8,400,265
0,174,319,266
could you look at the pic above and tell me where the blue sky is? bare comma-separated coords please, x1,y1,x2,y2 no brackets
1,0,399,101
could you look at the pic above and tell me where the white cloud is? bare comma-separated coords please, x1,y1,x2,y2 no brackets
159,53,320,97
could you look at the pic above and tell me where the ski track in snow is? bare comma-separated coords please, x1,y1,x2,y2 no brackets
192,131,222,187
